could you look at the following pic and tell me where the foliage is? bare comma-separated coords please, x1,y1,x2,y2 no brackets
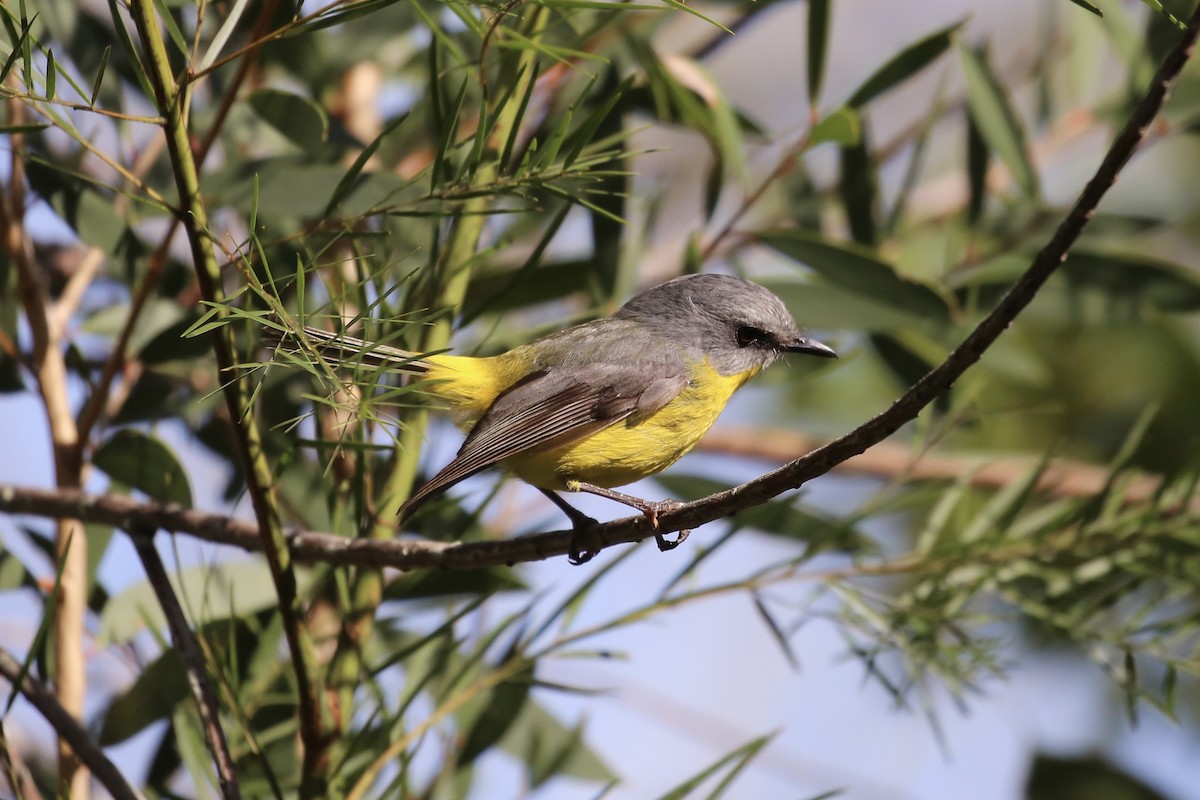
1,0,1199,797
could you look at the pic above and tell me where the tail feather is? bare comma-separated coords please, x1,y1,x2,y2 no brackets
397,459,483,521
264,323,431,373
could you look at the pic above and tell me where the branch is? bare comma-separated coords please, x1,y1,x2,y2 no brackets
0,648,145,800
670,7,1200,532
132,534,241,800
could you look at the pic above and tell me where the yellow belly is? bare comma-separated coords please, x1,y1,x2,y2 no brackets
506,360,758,490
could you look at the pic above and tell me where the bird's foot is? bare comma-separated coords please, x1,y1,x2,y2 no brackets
539,489,601,565
568,521,601,565
638,498,689,552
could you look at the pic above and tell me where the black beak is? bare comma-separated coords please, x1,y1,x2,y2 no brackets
783,336,837,359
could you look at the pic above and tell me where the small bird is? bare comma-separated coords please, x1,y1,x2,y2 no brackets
268,273,836,562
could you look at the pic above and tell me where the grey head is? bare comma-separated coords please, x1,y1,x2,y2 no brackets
614,273,836,376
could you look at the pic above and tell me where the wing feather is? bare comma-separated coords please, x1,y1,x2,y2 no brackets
400,363,687,518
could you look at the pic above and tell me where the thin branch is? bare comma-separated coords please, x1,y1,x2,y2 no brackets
0,648,145,800
131,533,241,800
0,89,164,123
49,246,105,337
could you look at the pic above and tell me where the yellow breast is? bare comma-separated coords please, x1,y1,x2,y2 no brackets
507,359,758,490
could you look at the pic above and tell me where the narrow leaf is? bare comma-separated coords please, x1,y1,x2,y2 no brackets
249,89,329,151
959,43,1039,197
1067,0,1103,16
839,135,877,245
656,734,775,800
757,229,949,321
45,48,55,100
807,0,831,106
846,22,962,108
89,45,111,106
752,592,800,670
324,113,409,217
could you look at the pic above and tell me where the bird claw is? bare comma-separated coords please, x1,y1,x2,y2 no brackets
655,528,690,552
568,537,597,565
567,517,601,565
642,499,687,553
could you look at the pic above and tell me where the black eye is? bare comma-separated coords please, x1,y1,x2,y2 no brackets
736,325,771,348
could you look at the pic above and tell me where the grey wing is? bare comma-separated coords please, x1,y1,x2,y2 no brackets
399,362,688,518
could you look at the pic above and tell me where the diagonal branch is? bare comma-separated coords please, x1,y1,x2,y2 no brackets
681,5,1200,529
0,647,145,800
131,533,241,800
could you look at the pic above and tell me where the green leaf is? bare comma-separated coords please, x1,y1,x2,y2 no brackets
807,0,831,106
89,45,110,106
457,663,533,766
1062,250,1200,311
248,89,329,152
846,22,963,108
756,229,950,323
99,649,189,744
93,429,192,506
383,567,527,601
752,592,800,669
764,280,937,332
839,134,878,245
45,47,55,100
1138,0,1186,31
138,315,214,365
809,106,860,147
99,560,315,644
958,456,1049,543
497,704,615,786
655,733,775,800
0,549,37,591
1066,0,1103,17
324,113,409,217
959,43,1038,197
966,97,989,225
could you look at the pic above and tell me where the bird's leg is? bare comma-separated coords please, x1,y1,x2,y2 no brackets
539,489,601,565
570,482,690,553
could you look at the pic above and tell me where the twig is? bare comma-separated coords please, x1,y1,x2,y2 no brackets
0,721,40,800
131,532,241,800
0,648,145,800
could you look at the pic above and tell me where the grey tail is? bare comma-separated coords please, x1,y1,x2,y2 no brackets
264,323,432,373
397,457,491,521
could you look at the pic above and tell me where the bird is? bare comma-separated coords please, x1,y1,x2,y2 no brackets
267,273,836,562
